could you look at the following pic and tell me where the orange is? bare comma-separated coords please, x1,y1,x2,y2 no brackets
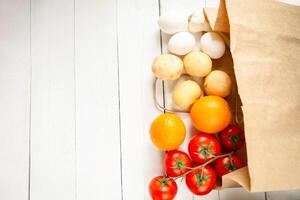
190,96,232,134
150,113,186,151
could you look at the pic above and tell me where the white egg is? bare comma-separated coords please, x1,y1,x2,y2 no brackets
200,32,226,59
188,11,211,33
158,13,188,34
168,32,195,55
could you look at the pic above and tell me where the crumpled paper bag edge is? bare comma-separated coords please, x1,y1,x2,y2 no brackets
203,0,230,33
203,0,253,192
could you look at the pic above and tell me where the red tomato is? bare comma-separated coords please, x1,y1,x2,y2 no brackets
149,176,177,200
214,155,245,177
164,150,192,177
185,165,217,195
188,133,222,164
220,125,245,151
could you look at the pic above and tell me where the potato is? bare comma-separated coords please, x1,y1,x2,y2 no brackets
204,70,232,97
173,80,201,110
152,54,183,80
183,51,212,77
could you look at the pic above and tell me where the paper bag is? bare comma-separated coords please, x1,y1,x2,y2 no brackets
204,0,300,192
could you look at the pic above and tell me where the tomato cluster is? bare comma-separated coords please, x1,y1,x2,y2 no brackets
149,124,246,200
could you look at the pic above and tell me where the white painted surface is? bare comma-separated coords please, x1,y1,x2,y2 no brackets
220,188,265,200
0,0,299,200
30,0,76,199
117,0,162,199
267,189,300,200
0,0,30,200
75,0,121,199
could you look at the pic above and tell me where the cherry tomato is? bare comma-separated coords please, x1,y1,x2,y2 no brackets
164,150,192,177
188,133,222,164
214,155,245,177
185,165,217,195
149,176,177,200
220,125,245,151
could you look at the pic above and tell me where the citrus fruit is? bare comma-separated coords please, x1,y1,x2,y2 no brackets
150,113,186,151
190,96,231,134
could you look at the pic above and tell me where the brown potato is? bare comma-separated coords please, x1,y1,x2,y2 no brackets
173,80,201,110
183,51,212,77
204,70,232,97
152,54,183,80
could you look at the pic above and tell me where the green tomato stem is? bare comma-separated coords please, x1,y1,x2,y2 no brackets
170,151,234,181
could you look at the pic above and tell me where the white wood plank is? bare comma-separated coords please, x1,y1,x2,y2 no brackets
0,0,30,199
267,190,300,200
75,0,122,199
30,0,76,199
220,188,266,200
117,0,163,199
220,188,265,200
204,0,220,7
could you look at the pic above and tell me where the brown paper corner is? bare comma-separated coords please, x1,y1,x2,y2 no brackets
222,167,251,192
203,0,230,33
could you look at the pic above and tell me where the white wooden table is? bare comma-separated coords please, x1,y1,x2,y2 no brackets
0,0,299,199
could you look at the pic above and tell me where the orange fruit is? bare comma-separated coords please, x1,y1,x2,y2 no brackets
150,113,186,151
190,96,232,134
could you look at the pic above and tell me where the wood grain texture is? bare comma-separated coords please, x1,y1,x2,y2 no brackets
0,1,300,200
75,0,122,199
267,190,300,200
117,0,162,199
0,0,30,199
30,0,76,199
220,188,265,200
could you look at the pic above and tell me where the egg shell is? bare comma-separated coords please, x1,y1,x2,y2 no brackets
158,13,188,34
183,51,212,77
188,11,212,33
173,80,201,110
200,32,226,59
152,54,183,80
204,70,232,97
168,32,195,56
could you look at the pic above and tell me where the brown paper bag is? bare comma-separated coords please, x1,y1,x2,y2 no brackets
204,0,300,192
